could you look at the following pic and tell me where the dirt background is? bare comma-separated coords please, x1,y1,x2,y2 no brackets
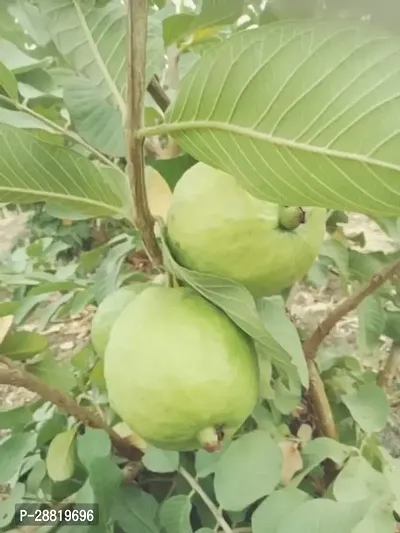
0,209,399,449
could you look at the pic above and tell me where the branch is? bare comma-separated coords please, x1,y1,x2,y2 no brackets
125,0,163,266
306,360,338,440
0,359,142,461
147,76,171,112
178,467,233,533
303,259,400,360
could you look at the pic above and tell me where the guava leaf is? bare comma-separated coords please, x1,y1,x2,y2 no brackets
159,495,192,533
342,383,389,434
0,432,37,484
112,484,160,533
40,0,163,85
29,353,77,393
0,125,133,220
333,456,391,503
0,60,18,99
292,437,352,485
159,224,302,382
0,315,13,344
142,446,179,473
0,405,32,430
46,426,78,482
77,429,111,470
275,498,370,533
0,330,47,360
0,483,25,529
357,295,385,352
352,495,396,533
88,457,123,529
163,0,244,46
214,430,282,511
161,19,400,217
252,487,311,533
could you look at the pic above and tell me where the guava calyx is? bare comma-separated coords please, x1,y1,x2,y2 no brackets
278,206,306,231
197,426,223,453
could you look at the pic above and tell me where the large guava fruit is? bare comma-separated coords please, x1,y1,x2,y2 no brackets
166,163,327,297
104,285,259,452
91,283,151,357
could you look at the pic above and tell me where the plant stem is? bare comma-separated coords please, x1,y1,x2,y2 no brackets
179,467,233,533
377,340,400,390
303,259,400,360
0,357,142,461
125,0,162,267
0,94,120,171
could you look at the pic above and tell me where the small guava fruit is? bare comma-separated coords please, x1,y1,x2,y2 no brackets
104,285,259,452
91,283,150,357
166,163,327,297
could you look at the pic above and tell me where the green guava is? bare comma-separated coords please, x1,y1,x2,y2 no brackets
91,283,151,357
166,163,327,298
104,285,259,452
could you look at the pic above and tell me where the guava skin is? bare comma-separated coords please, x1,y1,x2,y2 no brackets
166,163,327,298
104,286,259,452
91,283,150,357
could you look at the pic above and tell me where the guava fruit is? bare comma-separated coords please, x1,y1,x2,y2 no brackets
91,283,150,357
166,163,327,297
104,285,259,452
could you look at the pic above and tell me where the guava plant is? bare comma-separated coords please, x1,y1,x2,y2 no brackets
1,1,400,533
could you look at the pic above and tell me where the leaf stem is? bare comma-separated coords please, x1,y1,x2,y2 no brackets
125,0,163,267
0,356,142,461
178,467,233,533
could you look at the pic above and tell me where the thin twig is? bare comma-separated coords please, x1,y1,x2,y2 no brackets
377,340,400,390
178,467,233,533
303,259,400,360
125,0,163,266
0,358,142,461
147,77,171,112
306,360,338,440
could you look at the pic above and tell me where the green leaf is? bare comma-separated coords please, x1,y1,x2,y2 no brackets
46,426,78,482
357,295,385,352
276,498,370,533
160,225,298,378
0,38,51,74
258,296,308,386
0,60,18,99
8,1,52,47
77,429,111,470
26,459,47,495
0,125,133,220
384,310,400,340
142,446,179,473
252,487,311,533
162,20,400,217
113,484,160,533
352,495,396,533
0,330,48,360
147,154,197,191
93,238,136,304
88,457,123,529
159,495,192,533
292,437,351,485
319,239,349,280
0,405,32,430
40,0,164,99
0,314,13,344
0,482,25,528
29,353,77,393
195,445,228,478
163,0,244,46
0,432,37,484
333,456,391,502
64,77,126,158
214,430,282,511
342,383,389,433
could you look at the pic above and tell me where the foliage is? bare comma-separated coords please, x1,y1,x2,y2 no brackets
0,1,400,533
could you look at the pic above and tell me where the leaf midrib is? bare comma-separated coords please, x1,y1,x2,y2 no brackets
0,186,122,213
140,120,400,173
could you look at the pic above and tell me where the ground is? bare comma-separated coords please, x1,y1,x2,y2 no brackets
0,209,399,449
